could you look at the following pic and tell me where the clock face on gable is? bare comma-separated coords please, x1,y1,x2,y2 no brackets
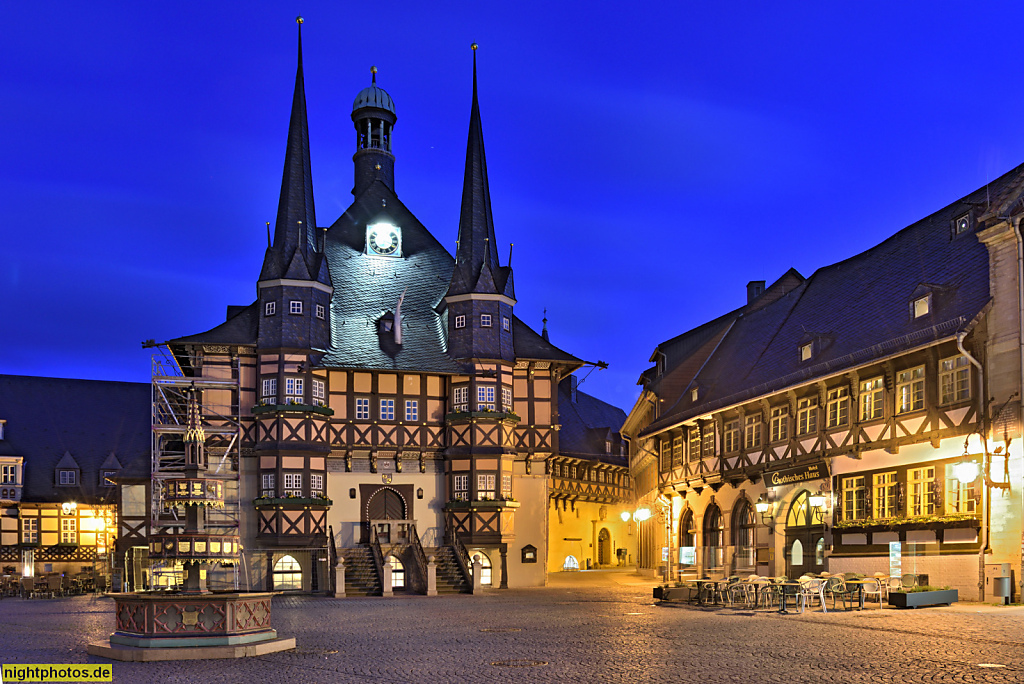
366,223,401,257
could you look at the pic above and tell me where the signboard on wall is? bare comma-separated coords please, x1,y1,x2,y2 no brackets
662,547,669,562
765,462,825,488
679,546,696,565
889,542,901,577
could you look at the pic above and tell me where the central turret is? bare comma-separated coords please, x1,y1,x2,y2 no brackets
351,66,396,197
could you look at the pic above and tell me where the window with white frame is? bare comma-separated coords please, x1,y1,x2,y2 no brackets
477,474,496,499
261,473,276,498
101,470,117,486
744,415,761,449
310,474,324,493
826,387,849,427
570,466,577,478
315,304,325,320
453,386,469,412
312,379,326,406
701,424,715,456
940,355,971,404
58,469,76,486
380,399,395,420
454,315,465,329
908,466,935,517
913,295,930,318
945,462,978,514
501,474,512,498
477,385,495,411
501,386,513,411
1,465,15,484
355,397,370,420
503,317,510,331
842,476,866,520
896,366,925,413
453,474,469,501
283,473,302,496
481,314,492,327
860,377,884,421
405,400,418,421
770,406,788,442
262,378,277,404
873,471,898,519
671,435,683,466
61,517,77,544
289,300,303,315
659,439,670,471
265,301,276,316
723,420,739,453
21,517,37,544
796,397,817,435
285,377,304,404
688,427,701,461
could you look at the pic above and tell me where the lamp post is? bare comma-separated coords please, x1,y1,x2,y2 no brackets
755,495,774,533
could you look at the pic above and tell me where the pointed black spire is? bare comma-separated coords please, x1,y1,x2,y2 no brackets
264,17,317,279
450,44,500,295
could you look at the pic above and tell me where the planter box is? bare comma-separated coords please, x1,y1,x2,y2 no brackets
887,589,958,609
653,586,692,602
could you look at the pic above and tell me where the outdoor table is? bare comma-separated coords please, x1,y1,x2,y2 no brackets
845,578,879,610
775,582,803,614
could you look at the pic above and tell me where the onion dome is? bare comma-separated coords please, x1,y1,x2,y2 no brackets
353,66,395,113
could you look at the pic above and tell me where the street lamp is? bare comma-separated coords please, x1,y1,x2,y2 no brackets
620,511,631,522
633,508,652,522
952,458,980,485
755,494,775,534
809,490,828,525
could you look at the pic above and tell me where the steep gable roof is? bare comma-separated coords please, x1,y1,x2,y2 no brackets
558,378,628,466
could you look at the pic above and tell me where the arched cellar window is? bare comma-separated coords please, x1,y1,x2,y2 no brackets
732,500,755,569
273,555,302,591
703,504,724,569
563,555,579,571
387,555,405,589
678,510,695,567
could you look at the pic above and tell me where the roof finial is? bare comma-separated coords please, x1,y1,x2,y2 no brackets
542,308,549,342
371,65,377,85
296,15,303,25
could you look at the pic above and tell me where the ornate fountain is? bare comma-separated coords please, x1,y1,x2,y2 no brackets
89,388,295,661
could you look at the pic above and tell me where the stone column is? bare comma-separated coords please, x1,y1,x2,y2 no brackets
499,545,509,589
427,555,437,596
382,563,393,597
471,555,483,594
334,557,346,598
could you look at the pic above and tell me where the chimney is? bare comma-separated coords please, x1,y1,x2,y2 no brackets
746,280,765,304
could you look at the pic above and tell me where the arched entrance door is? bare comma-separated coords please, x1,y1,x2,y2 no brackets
597,528,611,566
366,487,407,543
784,490,826,578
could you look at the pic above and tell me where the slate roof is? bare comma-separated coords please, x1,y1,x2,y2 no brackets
512,317,580,364
557,378,628,466
0,375,151,503
641,162,1022,436
167,303,258,347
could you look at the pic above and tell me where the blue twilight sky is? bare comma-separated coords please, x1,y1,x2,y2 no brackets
3,2,1024,413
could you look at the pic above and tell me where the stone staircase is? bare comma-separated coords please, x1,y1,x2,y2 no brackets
340,546,382,596
429,546,471,594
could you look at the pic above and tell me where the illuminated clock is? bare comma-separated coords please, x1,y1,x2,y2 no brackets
366,223,401,256
954,214,970,235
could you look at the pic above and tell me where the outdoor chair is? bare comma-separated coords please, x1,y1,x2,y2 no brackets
860,577,885,609
798,578,825,613
886,576,902,595
824,576,856,611
45,575,62,598
900,573,918,590
21,577,42,599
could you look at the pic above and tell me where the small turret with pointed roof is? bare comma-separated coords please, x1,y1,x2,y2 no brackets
257,18,332,353
446,45,515,362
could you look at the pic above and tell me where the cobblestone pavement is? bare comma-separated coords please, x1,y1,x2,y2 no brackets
3,578,1024,683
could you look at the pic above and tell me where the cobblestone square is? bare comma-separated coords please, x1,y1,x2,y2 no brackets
3,573,1024,683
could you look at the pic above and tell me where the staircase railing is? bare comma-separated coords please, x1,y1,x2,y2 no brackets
451,534,472,585
369,524,386,594
408,522,429,595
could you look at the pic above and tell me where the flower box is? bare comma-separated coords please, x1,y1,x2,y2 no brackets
887,589,958,608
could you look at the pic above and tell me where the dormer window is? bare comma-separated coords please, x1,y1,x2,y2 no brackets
690,388,698,402
1,465,16,484
800,342,813,361
101,470,118,486
58,469,77,486
954,213,971,236
265,301,276,316
0,419,5,439
913,294,930,318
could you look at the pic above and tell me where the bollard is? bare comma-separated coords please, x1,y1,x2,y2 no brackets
334,557,346,598
471,554,483,594
427,555,437,596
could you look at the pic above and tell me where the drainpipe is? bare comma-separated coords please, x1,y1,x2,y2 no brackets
957,331,988,600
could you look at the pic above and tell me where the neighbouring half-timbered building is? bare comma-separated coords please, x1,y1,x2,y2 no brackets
152,26,629,593
624,163,1024,601
0,376,151,590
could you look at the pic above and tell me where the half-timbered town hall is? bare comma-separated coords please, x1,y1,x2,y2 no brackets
144,25,632,594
